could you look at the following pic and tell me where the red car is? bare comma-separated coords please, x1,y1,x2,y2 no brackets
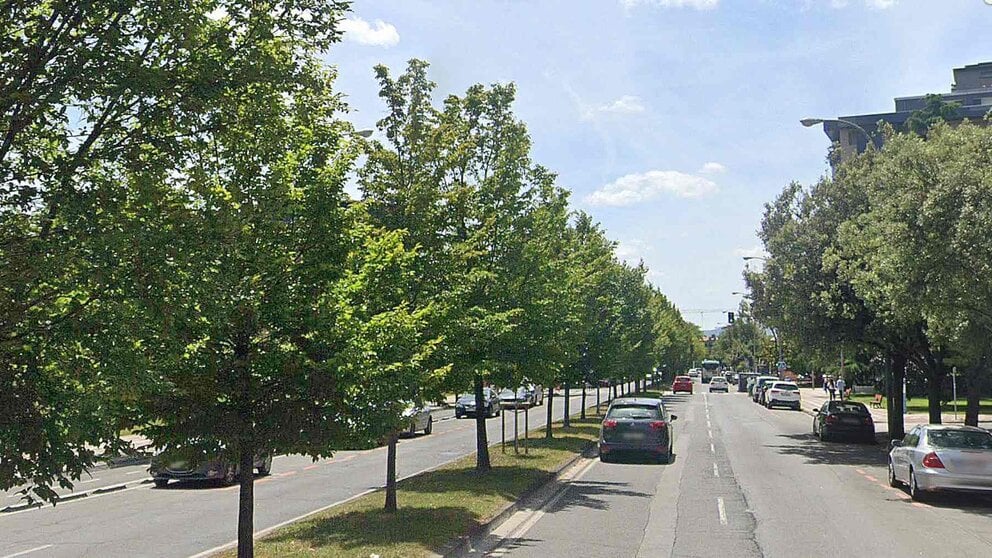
672,375,693,394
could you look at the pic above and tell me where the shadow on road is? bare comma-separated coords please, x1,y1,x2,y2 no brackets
545,479,652,514
765,432,887,467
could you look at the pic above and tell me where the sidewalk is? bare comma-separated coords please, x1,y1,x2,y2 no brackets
798,387,992,432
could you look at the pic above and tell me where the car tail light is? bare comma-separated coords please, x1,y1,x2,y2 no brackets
649,421,667,430
770,389,780,395
603,419,618,429
922,452,945,469
825,415,838,424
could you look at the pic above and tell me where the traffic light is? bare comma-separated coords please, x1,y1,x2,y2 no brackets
728,311,735,323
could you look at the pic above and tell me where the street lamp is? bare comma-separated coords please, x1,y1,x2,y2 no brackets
742,256,768,262
800,117,872,143
731,291,751,298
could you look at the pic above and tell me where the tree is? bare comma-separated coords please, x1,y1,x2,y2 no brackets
1,0,348,502
905,94,961,137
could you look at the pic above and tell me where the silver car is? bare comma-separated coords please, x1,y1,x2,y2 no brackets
888,424,992,501
401,404,434,436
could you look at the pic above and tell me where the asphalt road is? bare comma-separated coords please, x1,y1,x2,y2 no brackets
0,386,613,558
480,379,992,557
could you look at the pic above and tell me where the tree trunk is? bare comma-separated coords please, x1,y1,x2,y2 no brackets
887,352,906,441
545,385,554,438
580,383,587,420
384,431,398,512
927,369,944,424
474,375,491,472
237,443,254,558
611,381,617,399
964,361,987,427
563,382,571,427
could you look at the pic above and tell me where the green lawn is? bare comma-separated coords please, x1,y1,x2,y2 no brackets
847,394,992,415
230,411,604,558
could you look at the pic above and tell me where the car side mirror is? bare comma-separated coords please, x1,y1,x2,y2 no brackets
670,414,678,421
889,440,903,449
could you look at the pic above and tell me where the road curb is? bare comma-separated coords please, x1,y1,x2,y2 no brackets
1,479,153,513
436,443,599,558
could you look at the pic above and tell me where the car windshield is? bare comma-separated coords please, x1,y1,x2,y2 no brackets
927,430,992,450
607,404,661,420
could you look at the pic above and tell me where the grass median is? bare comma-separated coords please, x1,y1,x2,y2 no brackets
228,407,608,558
846,394,992,415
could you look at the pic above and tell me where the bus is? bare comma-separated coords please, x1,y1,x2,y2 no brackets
700,360,721,384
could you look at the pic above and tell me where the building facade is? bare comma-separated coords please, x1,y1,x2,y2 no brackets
820,62,992,159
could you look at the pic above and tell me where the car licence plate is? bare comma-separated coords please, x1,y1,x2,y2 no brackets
622,432,645,441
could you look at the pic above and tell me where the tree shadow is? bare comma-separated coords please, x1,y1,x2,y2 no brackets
544,479,653,513
765,432,888,467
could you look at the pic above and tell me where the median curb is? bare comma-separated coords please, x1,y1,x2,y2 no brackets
436,439,600,558
1,479,153,513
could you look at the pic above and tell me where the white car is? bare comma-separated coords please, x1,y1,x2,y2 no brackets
765,381,801,410
709,377,729,392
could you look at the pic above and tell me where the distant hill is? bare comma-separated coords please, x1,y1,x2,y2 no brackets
703,326,727,338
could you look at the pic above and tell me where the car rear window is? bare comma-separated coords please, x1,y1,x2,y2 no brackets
829,402,868,415
675,376,690,381
607,404,661,419
772,383,798,390
927,430,992,450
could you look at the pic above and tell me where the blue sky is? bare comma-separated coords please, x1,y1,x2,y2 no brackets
324,0,992,330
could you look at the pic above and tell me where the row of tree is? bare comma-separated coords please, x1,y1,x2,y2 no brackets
0,3,702,556
748,116,992,439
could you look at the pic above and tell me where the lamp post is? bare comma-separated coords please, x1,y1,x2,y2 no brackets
800,117,873,153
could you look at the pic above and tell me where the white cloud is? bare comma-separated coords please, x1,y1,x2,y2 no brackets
586,170,718,207
616,238,651,265
621,0,719,9
699,162,726,174
580,95,646,120
339,17,399,47
865,0,896,8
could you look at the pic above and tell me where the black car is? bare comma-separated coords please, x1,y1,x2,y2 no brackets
812,400,875,443
150,448,272,487
599,397,677,464
455,388,501,418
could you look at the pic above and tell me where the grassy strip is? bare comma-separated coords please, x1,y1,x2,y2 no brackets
846,394,992,415
231,409,608,557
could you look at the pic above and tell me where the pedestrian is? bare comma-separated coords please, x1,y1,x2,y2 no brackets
822,374,829,395
827,379,836,401
836,377,846,401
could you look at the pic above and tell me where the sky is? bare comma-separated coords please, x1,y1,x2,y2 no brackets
323,0,992,330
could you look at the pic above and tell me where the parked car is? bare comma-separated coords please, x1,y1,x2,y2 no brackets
750,376,779,402
150,447,272,488
812,401,874,443
455,388,500,418
672,375,694,394
764,381,801,410
401,403,434,436
708,376,729,393
499,387,531,408
888,425,992,501
599,397,677,464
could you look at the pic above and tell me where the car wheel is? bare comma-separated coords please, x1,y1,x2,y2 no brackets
888,461,900,487
424,416,433,435
909,468,926,501
257,455,272,476
819,428,828,442
599,452,613,463
154,479,169,488
656,452,669,465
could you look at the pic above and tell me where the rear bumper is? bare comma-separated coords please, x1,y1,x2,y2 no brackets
916,469,992,492
768,398,800,406
600,441,669,455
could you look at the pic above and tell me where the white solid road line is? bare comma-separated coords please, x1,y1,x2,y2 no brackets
487,457,599,557
710,443,715,453
713,463,719,477
708,429,712,439
1,545,53,558
717,497,728,525
125,470,145,475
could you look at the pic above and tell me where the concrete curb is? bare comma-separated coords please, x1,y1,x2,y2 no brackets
435,443,598,558
1,479,153,513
